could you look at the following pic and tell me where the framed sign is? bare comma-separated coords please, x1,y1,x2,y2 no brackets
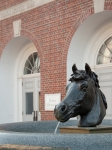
45,93,61,111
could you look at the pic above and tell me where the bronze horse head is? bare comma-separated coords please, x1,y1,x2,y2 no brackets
54,63,107,127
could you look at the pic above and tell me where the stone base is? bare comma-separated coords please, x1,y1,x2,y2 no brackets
60,125,112,134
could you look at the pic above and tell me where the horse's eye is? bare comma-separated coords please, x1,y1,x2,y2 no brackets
79,83,88,92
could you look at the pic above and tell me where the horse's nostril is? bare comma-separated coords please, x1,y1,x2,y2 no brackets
60,104,67,113
61,106,65,111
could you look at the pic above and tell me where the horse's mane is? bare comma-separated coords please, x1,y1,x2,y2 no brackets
91,72,100,88
69,70,100,88
69,70,107,109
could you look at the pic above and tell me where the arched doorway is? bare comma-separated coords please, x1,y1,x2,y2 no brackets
88,22,112,119
0,36,40,123
67,11,112,119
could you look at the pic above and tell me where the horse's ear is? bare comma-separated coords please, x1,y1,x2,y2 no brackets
85,63,92,77
72,64,77,73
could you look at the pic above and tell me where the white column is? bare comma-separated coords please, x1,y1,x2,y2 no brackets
18,78,23,122
34,77,38,111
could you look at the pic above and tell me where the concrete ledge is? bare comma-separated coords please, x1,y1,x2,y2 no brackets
0,145,70,150
60,125,112,134
0,120,112,150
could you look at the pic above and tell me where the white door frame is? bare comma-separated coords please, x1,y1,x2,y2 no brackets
14,42,40,122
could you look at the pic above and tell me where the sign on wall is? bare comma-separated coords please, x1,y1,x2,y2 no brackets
45,93,61,111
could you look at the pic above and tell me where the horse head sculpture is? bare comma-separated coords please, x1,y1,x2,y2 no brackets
54,63,107,127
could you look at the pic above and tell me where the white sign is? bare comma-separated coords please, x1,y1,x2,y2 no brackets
45,93,61,111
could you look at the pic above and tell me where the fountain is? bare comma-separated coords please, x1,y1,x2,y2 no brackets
54,121,60,134
0,64,112,149
0,120,112,149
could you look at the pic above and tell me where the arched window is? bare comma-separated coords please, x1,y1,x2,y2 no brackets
24,52,40,75
97,37,112,65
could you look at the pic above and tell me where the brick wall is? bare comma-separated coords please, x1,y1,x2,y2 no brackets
104,0,112,10
0,0,94,120
0,0,27,11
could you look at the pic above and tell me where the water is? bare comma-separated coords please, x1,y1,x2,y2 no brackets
54,121,60,134
77,115,80,121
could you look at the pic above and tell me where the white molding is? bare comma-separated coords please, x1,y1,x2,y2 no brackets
16,43,38,78
93,64,112,70
0,0,54,21
93,0,105,13
21,73,40,79
13,20,21,37
99,72,112,82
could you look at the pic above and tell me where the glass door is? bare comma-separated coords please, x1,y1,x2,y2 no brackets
22,78,34,121
22,76,40,121
26,92,33,115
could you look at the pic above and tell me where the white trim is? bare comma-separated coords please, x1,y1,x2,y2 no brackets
93,0,105,13
93,64,112,70
21,73,40,79
0,0,54,21
17,43,39,78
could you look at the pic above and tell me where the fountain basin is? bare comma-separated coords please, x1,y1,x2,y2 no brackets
0,120,112,150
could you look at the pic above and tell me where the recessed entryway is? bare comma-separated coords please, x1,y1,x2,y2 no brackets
0,36,41,123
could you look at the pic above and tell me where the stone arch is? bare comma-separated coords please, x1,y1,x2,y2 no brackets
62,6,94,63
66,10,112,82
0,32,14,56
60,6,94,82
0,29,42,58
64,7,94,55
21,29,42,57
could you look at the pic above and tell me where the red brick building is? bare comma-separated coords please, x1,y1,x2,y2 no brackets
0,0,112,123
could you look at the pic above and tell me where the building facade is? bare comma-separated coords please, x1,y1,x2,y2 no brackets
0,0,112,123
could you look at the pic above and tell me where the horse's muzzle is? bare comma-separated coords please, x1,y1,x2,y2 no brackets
54,103,69,121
